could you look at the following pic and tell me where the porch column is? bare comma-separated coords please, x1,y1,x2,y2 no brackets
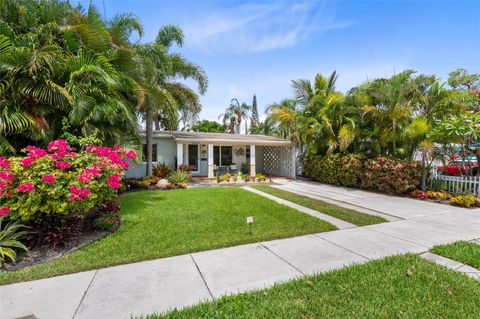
176,143,183,168
207,144,214,178
250,144,256,177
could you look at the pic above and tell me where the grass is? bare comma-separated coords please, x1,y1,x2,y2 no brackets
431,240,480,269
141,255,480,319
0,187,335,285
250,185,386,226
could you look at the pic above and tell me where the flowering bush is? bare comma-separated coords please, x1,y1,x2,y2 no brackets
0,140,136,223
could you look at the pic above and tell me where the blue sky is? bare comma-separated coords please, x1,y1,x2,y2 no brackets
79,0,479,122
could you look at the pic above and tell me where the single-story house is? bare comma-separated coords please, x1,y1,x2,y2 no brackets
126,130,296,179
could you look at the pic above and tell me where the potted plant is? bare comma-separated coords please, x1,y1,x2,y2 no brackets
241,163,249,174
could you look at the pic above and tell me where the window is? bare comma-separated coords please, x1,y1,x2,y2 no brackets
213,146,232,166
188,144,199,170
246,146,250,159
142,144,157,163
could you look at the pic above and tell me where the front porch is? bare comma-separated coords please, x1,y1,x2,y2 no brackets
177,143,296,178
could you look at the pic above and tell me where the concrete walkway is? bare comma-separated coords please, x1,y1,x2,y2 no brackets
242,186,356,229
2,181,480,319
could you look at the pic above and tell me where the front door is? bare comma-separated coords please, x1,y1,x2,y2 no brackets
188,144,199,172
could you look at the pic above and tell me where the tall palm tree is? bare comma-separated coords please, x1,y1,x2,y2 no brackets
219,98,250,134
134,25,207,176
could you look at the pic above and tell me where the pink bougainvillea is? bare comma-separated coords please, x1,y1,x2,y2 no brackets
0,171,14,182
17,182,35,193
68,185,92,201
0,207,10,216
0,156,9,170
42,175,56,184
20,157,34,167
125,150,137,160
107,174,121,189
55,161,72,170
1,140,136,222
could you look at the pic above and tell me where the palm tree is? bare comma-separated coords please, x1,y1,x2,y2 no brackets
219,98,250,134
134,25,207,176
0,1,143,153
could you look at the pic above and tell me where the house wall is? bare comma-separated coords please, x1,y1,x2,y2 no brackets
125,137,176,178
255,146,265,174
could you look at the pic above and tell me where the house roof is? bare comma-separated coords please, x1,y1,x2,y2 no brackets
140,130,293,146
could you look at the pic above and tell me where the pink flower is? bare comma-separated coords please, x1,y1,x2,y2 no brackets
48,139,75,157
113,145,122,151
107,174,121,189
0,171,14,182
124,150,137,160
55,161,72,170
42,175,56,184
68,185,91,201
26,146,47,159
17,182,35,193
0,207,10,216
20,157,34,167
0,156,10,170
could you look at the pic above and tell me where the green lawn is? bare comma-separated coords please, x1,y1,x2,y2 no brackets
431,241,480,269
142,255,480,319
0,187,335,285
251,185,386,226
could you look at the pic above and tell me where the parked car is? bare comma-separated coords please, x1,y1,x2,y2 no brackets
436,157,478,176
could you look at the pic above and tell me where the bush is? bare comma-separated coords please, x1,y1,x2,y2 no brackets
256,173,266,182
450,195,477,208
221,173,232,182
152,162,173,178
0,140,136,223
303,154,421,194
167,170,190,186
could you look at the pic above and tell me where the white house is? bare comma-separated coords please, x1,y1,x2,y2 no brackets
126,130,296,179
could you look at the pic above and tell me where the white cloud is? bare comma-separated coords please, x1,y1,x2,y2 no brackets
181,2,351,54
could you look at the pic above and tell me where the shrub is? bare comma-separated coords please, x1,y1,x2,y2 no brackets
168,170,190,186
93,212,120,230
0,216,29,266
256,173,266,182
0,140,135,223
303,154,420,194
450,195,477,208
241,173,249,182
152,162,173,178
221,173,232,182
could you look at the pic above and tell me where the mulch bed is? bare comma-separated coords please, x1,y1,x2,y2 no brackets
4,227,115,271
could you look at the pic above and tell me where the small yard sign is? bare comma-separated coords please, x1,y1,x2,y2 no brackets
246,216,254,224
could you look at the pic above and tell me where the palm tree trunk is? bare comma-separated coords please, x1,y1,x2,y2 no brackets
145,105,153,176
154,113,160,130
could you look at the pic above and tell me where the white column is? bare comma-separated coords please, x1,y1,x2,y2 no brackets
176,143,183,168
250,144,256,177
207,144,214,178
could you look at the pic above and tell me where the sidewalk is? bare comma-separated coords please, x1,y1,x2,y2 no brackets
2,181,480,319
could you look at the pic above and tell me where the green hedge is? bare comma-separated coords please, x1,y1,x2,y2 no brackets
303,154,421,194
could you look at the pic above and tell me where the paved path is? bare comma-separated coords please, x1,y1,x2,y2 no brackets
242,186,356,229
2,181,480,319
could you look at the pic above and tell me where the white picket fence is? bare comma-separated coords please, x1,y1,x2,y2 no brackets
429,173,480,196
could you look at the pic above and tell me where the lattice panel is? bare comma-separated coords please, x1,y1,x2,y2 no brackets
263,146,294,177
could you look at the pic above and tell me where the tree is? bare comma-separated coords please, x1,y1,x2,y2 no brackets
250,94,259,134
219,98,250,134
0,1,143,154
190,120,226,133
448,69,480,91
134,26,208,176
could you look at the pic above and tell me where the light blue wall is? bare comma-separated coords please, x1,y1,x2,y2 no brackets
125,137,176,178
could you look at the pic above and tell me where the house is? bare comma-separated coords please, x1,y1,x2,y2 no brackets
126,130,296,179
